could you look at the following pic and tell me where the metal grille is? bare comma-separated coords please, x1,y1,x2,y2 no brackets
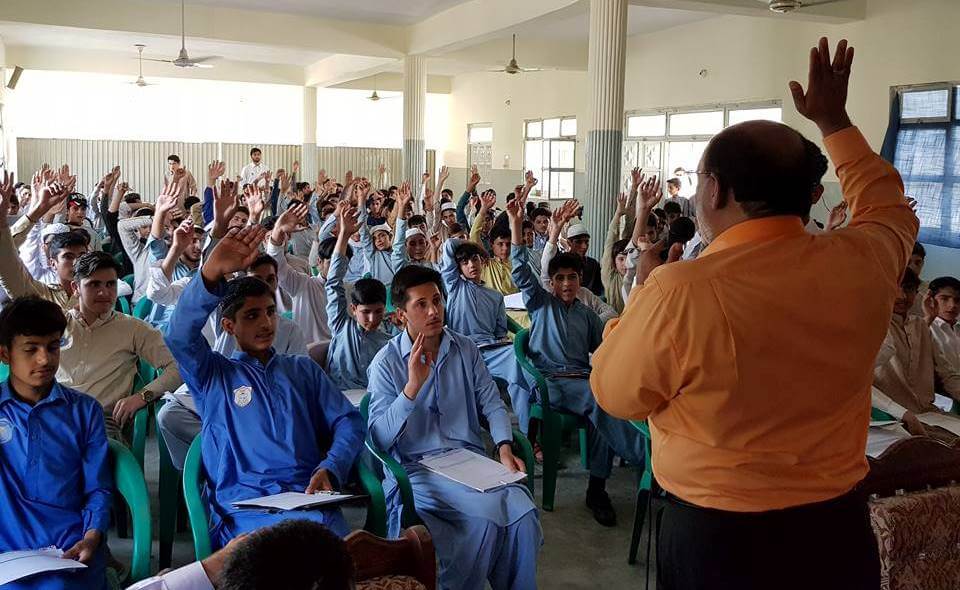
314,147,436,188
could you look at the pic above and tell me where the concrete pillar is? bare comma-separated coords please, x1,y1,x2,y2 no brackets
301,86,318,185
402,55,427,197
584,0,627,257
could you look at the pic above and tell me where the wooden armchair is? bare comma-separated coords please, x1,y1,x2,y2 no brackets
347,525,436,590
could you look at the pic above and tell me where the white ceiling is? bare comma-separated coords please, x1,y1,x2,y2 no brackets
151,0,473,25
0,22,330,66
522,5,713,40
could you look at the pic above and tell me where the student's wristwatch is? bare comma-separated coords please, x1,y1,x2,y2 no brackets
138,389,157,404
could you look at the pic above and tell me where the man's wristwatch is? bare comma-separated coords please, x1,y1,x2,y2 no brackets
138,389,156,404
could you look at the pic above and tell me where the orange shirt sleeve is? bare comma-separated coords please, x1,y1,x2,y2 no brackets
825,126,919,285
591,275,684,420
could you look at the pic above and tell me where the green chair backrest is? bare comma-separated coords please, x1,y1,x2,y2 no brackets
115,296,131,315
282,310,293,320
121,273,135,290
133,297,154,321
871,407,896,422
108,440,152,582
514,329,550,407
0,363,8,383
183,436,213,561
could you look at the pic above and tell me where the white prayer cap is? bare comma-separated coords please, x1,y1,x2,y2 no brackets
440,202,457,213
566,224,590,239
405,228,425,241
40,223,72,241
370,224,393,237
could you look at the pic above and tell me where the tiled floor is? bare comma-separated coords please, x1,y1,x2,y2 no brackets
110,434,656,588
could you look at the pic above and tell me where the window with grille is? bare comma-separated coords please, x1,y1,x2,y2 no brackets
523,116,577,199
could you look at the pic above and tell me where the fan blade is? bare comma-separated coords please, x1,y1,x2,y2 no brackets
520,67,545,72
803,0,845,4
143,58,175,64
188,56,219,64
486,68,508,73
191,63,215,69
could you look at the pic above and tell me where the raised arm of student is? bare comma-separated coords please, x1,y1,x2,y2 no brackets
390,184,413,268
538,199,580,286
457,165,481,228
470,191,495,244
325,203,358,336
0,175,70,300
601,192,628,290
166,226,266,398
789,37,918,281
266,203,312,296
508,189,549,311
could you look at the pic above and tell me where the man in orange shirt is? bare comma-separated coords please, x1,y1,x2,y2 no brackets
592,38,918,590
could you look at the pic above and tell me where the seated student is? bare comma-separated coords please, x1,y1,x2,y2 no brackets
151,252,307,470
128,520,354,590
360,217,395,286
165,225,364,547
908,242,928,316
927,275,960,376
325,205,390,392
564,223,604,297
62,194,103,251
873,268,960,439
367,265,542,590
0,190,182,439
115,202,155,303
476,219,517,296
440,238,536,433
146,217,203,332
530,207,551,251
391,199,435,272
540,202,617,324
662,200,682,227
0,296,111,590
521,220,543,278
508,194,645,526
600,194,634,315
265,203,334,345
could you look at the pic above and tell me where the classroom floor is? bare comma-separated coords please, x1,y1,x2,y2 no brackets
110,434,655,589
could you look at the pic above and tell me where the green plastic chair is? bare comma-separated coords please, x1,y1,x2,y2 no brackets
0,363,8,382
360,392,536,529
871,407,896,421
182,432,390,561
282,310,293,320
514,329,588,511
132,297,154,321
627,421,658,567
108,439,152,583
121,273,135,291
130,360,158,471
115,296,131,315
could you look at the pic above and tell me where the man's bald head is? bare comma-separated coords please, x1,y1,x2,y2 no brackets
702,120,828,219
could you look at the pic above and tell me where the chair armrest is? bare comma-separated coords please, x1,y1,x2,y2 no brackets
108,440,152,582
364,438,421,529
356,460,388,538
182,436,213,561
511,428,535,496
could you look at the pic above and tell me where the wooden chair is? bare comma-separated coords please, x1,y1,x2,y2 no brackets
348,525,437,590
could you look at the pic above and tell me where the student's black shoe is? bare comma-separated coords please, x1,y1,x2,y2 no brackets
586,488,617,527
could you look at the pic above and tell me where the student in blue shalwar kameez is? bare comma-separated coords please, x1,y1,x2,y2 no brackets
367,265,542,590
164,225,364,548
508,193,646,528
439,237,535,433
0,296,112,590
325,203,391,391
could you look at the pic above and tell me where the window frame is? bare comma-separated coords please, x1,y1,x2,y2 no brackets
523,115,578,199
467,122,494,145
895,82,955,125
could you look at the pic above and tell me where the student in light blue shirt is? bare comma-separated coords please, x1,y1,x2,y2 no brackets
391,187,436,272
325,204,391,392
164,225,364,548
0,296,112,590
145,197,202,331
440,238,536,433
508,195,646,528
359,217,395,286
368,265,542,590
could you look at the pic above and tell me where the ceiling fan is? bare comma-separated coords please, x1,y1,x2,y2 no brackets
144,0,218,68
488,34,543,75
130,45,154,87
366,75,398,102
763,0,845,13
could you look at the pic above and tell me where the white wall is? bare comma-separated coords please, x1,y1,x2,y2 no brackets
444,0,960,277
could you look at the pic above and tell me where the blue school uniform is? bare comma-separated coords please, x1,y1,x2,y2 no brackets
359,214,395,285
440,239,535,432
511,244,645,480
0,381,111,590
145,237,197,332
325,252,390,391
390,219,436,272
367,328,542,590
164,275,364,547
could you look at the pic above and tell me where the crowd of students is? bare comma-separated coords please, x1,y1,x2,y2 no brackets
0,40,956,590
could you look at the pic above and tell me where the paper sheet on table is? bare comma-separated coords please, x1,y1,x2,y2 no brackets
504,292,526,311
343,389,366,407
866,423,911,458
934,394,954,413
232,491,356,511
0,548,86,586
917,412,960,437
418,448,526,492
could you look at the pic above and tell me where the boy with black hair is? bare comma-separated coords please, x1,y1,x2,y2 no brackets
0,296,112,590
907,242,928,317
360,216,395,285
165,225,364,547
662,200,682,226
391,184,435,271
368,264,541,590
927,276,960,382
325,204,390,392
662,177,693,217
530,207,551,250
508,192,645,527
441,238,536,433
240,147,267,187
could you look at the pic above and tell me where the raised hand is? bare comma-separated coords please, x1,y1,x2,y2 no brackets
422,170,431,184
424,187,436,212
615,192,629,216
170,219,194,255
338,203,360,236
630,167,643,191
637,239,683,286
155,181,182,217
826,200,848,231
467,164,481,193
202,225,268,282
506,193,523,221
397,182,413,218
524,170,538,191
212,177,240,238
789,37,854,136
247,184,266,221
28,180,70,222
208,160,226,186
479,191,497,211
272,202,309,244
0,170,14,217
923,292,938,326
291,160,300,175
344,170,354,188
437,165,449,185
403,332,433,400
560,199,581,224
637,174,660,212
